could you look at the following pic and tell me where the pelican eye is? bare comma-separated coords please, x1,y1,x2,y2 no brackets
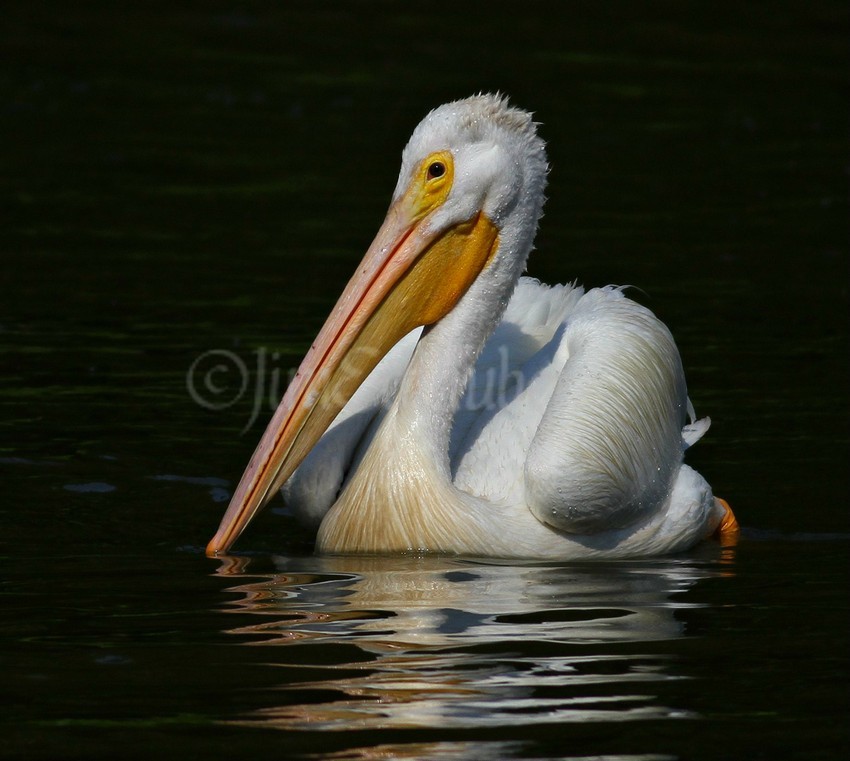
427,161,446,179
412,152,453,217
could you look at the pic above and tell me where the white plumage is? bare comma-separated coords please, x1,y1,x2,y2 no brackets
287,278,720,558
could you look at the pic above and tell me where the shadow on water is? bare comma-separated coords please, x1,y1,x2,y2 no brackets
208,550,736,748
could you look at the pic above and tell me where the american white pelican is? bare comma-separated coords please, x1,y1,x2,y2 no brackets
207,94,737,559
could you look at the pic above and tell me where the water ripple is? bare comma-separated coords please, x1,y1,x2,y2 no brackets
211,554,731,738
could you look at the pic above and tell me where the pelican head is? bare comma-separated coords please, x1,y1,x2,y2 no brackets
207,94,549,555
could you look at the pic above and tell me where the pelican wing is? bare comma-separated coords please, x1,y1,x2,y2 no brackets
523,286,695,534
450,279,707,536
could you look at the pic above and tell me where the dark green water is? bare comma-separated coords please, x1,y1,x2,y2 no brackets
2,2,848,759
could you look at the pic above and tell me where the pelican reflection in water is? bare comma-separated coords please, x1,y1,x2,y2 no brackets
215,554,735,734
208,94,737,558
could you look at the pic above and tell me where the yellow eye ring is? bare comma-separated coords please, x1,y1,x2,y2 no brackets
404,151,454,221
